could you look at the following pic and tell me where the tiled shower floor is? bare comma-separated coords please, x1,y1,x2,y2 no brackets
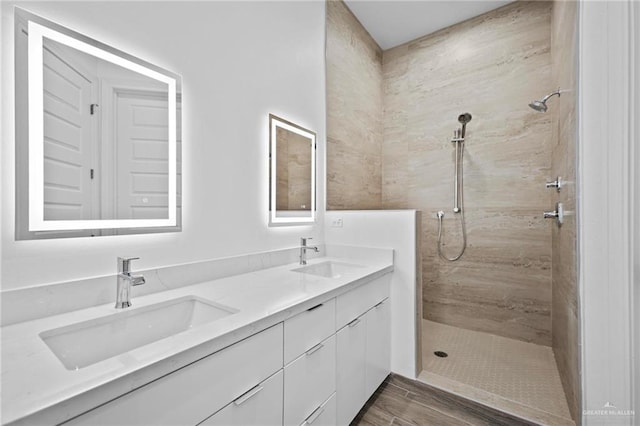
419,319,574,424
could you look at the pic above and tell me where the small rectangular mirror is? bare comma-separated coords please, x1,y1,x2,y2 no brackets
269,114,316,226
15,8,182,239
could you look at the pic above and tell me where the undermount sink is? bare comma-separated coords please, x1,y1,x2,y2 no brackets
40,296,238,370
292,261,365,279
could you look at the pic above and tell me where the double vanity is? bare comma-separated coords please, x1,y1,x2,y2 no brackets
3,6,395,426
1,250,393,425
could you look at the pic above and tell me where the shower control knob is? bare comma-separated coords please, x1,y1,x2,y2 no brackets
545,177,562,192
543,202,563,226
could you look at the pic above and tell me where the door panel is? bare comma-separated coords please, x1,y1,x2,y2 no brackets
115,93,170,220
42,47,94,221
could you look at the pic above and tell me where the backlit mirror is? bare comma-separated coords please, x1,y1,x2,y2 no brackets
269,114,316,226
15,8,181,239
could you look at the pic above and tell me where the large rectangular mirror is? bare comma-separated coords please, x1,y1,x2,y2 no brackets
269,114,316,226
15,8,182,239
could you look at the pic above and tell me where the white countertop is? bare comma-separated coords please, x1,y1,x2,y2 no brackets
0,255,393,425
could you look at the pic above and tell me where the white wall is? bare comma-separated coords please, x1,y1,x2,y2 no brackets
0,1,326,289
325,210,419,379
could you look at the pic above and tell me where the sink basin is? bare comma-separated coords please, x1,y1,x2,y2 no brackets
40,296,238,370
292,261,365,279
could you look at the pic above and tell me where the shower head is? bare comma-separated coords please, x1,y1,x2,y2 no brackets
458,113,472,124
529,90,561,113
529,100,548,112
457,112,472,138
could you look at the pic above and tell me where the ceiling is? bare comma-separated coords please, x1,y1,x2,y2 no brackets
343,1,514,50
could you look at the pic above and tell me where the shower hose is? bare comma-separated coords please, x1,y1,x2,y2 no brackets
437,140,467,261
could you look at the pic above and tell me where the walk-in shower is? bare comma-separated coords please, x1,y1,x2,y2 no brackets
437,113,471,261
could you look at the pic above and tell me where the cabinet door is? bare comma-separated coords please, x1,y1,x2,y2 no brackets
299,392,336,426
200,370,283,426
336,274,390,330
336,315,366,426
284,335,336,426
284,298,335,364
365,298,390,396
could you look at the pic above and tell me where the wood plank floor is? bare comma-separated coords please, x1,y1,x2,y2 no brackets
351,374,538,426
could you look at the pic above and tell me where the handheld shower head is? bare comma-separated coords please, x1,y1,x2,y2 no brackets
529,90,561,113
458,113,472,124
458,112,472,138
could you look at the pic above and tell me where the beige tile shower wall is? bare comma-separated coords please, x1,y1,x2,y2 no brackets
276,128,290,210
382,2,554,345
550,0,579,420
326,0,383,209
276,128,312,211
287,132,312,210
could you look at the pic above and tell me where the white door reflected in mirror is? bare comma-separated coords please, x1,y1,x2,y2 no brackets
15,8,182,239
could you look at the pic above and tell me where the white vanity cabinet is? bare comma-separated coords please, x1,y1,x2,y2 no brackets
59,273,390,426
283,299,336,426
63,324,283,426
335,274,391,425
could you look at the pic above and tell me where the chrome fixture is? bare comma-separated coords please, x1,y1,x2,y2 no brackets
544,202,564,226
546,177,562,192
529,89,561,112
299,237,319,265
437,113,472,262
115,257,146,309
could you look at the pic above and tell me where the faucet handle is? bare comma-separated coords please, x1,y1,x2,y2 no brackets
118,256,140,274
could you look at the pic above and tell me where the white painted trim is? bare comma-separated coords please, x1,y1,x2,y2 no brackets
578,0,636,424
632,0,640,419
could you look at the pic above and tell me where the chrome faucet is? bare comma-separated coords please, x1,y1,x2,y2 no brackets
115,257,146,309
299,237,319,265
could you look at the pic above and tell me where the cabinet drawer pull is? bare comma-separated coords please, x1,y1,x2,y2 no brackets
305,343,324,356
348,318,361,327
304,405,325,425
233,384,264,406
307,303,323,312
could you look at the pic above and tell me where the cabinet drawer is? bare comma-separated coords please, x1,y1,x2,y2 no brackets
64,324,283,426
284,298,335,364
284,334,336,426
336,273,390,329
299,392,336,426
199,369,283,426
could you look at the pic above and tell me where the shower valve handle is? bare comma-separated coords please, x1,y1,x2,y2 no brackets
543,202,564,226
545,177,562,192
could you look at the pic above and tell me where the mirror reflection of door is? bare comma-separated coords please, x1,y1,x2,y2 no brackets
275,127,312,211
115,91,169,220
42,39,97,221
41,37,172,222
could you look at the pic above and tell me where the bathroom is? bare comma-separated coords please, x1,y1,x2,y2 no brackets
0,0,637,425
